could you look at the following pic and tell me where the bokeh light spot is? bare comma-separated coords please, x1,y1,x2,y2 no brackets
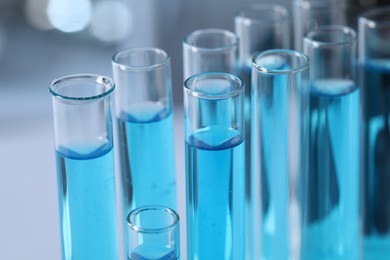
47,0,91,33
90,1,132,43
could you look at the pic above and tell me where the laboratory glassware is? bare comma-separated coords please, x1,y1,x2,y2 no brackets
112,48,177,256
293,0,347,51
127,205,180,260
49,73,119,259
183,28,239,80
184,72,245,260
234,4,290,258
303,25,360,259
251,49,310,259
359,7,390,258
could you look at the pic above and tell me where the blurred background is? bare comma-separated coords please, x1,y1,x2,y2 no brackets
0,0,384,259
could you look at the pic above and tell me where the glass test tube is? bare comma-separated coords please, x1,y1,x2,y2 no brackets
234,5,290,258
303,26,360,259
251,49,310,260
293,0,347,51
359,7,390,258
182,28,239,80
112,48,177,255
127,206,180,260
49,74,118,259
184,73,245,260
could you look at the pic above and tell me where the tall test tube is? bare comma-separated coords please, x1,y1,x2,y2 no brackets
234,5,290,258
112,48,177,256
184,72,245,260
251,49,310,259
359,7,390,258
303,25,360,259
49,74,119,259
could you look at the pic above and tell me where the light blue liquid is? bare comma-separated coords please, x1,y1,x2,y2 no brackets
56,143,118,260
301,78,360,259
252,65,291,259
130,245,177,260
362,60,390,259
186,126,245,260
117,103,176,214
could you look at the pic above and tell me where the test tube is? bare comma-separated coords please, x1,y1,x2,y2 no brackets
184,72,245,260
359,7,390,258
49,74,118,259
303,25,360,259
112,48,177,255
182,28,239,80
127,206,180,260
251,49,310,259
234,5,290,258
293,0,347,51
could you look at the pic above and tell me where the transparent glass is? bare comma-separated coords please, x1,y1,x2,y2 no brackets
49,74,118,260
182,28,239,80
184,72,245,260
127,206,180,260
293,0,347,51
359,7,390,258
251,49,310,260
303,26,360,259
112,48,177,256
234,5,290,258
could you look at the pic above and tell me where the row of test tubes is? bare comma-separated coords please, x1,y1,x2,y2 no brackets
48,1,390,260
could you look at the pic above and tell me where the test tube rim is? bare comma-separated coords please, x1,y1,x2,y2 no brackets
252,49,310,75
293,0,347,10
359,6,390,28
183,72,244,100
127,205,180,234
183,28,239,53
112,47,170,72
235,3,289,25
49,73,115,101
304,25,356,49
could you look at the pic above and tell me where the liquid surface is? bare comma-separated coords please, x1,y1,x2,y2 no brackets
56,144,118,260
130,245,177,260
186,126,245,260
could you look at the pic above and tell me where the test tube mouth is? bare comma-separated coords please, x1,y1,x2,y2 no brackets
294,0,346,10
235,4,289,24
49,73,115,101
183,28,239,53
184,72,244,100
252,49,310,75
304,25,356,48
112,47,170,71
359,7,390,28
127,206,180,234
